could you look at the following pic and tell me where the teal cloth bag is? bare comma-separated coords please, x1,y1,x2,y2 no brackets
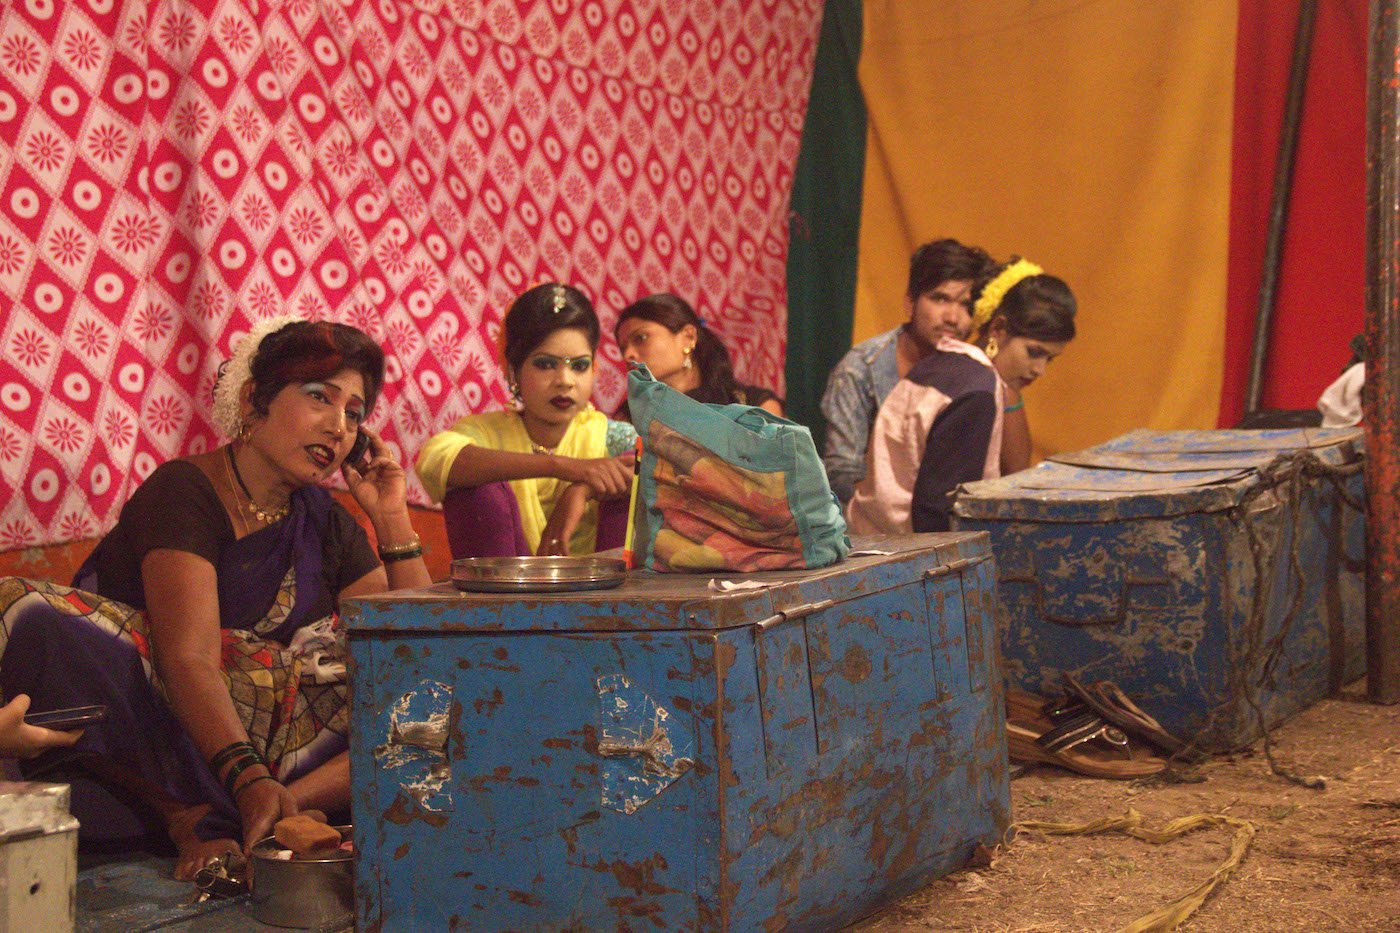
627,365,849,572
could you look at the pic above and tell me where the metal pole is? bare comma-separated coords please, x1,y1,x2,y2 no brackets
1244,0,1319,417
1365,0,1400,703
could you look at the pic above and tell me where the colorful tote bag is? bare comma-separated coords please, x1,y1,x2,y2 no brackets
627,366,849,572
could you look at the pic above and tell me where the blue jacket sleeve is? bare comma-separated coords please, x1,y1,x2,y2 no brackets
820,364,874,505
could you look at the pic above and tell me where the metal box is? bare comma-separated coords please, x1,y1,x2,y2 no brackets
953,428,1365,752
346,533,1008,931
1,782,78,933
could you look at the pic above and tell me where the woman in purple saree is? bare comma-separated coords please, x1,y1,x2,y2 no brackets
0,318,430,878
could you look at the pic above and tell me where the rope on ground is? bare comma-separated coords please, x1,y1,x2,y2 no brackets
1008,807,1257,933
1212,450,1361,788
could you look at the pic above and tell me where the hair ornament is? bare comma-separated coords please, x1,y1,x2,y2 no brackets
211,314,303,439
551,284,567,314
971,258,1042,333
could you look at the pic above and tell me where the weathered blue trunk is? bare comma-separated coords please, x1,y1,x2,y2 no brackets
954,428,1365,752
345,532,1008,931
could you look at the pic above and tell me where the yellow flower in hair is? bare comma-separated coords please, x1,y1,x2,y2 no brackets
971,258,1043,333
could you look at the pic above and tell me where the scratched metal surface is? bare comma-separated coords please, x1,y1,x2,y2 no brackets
955,427,1363,523
346,532,1009,931
347,534,985,634
953,431,1366,751
1051,427,1363,463
954,463,1257,524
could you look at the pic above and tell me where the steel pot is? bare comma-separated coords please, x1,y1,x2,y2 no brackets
250,824,353,929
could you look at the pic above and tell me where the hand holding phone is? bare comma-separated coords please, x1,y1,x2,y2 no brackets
22,704,108,731
0,696,88,758
346,429,371,469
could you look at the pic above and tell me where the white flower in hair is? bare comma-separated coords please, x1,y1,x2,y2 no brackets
211,315,303,439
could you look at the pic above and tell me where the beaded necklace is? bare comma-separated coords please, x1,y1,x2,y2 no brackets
225,445,290,524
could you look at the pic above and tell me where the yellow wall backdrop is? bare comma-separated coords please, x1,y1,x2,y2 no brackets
854,0,1237,459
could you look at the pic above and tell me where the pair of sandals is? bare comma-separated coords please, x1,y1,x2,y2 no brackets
1007,674,1189,780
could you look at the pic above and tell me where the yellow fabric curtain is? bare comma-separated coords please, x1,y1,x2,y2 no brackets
854,0,1237,458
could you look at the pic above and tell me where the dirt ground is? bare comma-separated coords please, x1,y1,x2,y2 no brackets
851,681,1400,932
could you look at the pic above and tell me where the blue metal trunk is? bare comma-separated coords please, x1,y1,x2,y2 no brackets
953,428,1365,752
345,532,1008,931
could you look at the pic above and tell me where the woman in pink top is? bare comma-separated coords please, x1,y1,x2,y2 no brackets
972,259,1078,475
847,259,1076,534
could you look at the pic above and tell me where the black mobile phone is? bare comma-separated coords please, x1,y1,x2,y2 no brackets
23,704,107,731
347,430,371,467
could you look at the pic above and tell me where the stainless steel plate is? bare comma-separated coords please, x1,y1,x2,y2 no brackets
451,555,628,592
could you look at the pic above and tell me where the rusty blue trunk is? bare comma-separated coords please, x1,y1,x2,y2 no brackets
953,428,1365,752
345,532,1007,931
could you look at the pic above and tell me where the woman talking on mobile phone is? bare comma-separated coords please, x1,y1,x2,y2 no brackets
0,317,428,878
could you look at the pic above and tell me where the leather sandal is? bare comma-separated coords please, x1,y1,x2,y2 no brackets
1061,673,1198,760
1005,687,1167,780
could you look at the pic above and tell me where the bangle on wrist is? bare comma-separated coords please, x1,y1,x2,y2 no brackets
221,754,267,798
209,741,257,774
233,773,277,799
381,544,423,564
378,535,421,559
1003,398,1025,413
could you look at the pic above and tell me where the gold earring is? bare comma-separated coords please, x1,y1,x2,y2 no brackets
683,348,693,370
985,337,999,360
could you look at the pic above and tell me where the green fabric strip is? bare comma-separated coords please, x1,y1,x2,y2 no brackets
783,0,866,447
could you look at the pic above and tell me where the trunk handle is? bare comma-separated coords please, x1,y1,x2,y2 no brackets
923,552,992,579
754,598,836,632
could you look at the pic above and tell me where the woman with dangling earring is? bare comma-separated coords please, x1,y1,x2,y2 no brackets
612,293,784,419
0,318,429,879
968,258,1078,475
847,258,1076,534
415,282,638,559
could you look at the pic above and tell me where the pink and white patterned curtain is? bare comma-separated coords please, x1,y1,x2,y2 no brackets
0,0,821,549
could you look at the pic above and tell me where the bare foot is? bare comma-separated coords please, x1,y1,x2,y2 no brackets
167,802,238,881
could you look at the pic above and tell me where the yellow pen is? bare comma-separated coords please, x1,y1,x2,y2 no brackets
622,436,643,569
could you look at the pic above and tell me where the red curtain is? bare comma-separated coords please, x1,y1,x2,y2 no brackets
1222,0,1368,423
0,0,821,549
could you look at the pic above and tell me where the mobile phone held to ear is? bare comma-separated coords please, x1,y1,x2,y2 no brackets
23,704,107,731
347,430,371,468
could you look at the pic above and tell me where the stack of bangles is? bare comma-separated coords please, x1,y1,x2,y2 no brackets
379,535,423,564
211,740,275,800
